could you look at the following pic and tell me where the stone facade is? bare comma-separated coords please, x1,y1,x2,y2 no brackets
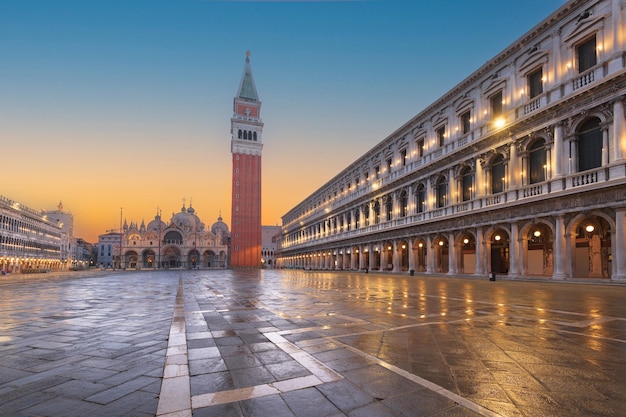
0,195,63,273
277,0,626,281
99,204,229,270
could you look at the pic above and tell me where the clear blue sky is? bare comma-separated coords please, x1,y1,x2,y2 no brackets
0,0,566,241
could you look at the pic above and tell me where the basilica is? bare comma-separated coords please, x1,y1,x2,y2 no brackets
97,203,229,269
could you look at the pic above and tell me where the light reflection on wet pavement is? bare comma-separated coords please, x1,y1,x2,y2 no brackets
0,269,625,416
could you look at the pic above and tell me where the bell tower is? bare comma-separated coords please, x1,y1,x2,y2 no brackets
230,51,263,267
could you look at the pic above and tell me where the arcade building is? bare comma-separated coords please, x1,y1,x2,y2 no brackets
277,0,626,281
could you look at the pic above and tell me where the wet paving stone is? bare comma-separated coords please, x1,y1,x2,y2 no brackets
2,269,626,416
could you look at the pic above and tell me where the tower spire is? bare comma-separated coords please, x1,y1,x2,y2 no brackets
237,51,259,101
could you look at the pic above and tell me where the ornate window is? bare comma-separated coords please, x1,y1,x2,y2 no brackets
490,91,503,116
400,191,408,217
416,184,426,213
436,176,447,208
385,196,393,221
373,201,380,224
491,154,505,193
577,118,602,171
436,126,446,147
528,68,543,98
460,167,473,201
417,138,425,157
529,139,547,183
460,110,471,135
577,36,597,73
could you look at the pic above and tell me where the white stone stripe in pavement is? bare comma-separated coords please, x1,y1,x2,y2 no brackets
336,340,506,417
157,277,192,417
191,331,343,408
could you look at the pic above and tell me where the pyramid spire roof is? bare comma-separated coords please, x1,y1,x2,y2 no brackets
237,51,259,101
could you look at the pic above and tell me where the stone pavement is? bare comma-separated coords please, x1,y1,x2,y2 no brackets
1,269,625,416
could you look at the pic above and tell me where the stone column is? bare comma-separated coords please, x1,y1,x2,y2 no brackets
553,215,567,280
475,157,484,200
613,98,626,161
509,141,519,188
545,147,552,179
520,154,528,185
368,245,375,271
448,168,457,206
426,236,434,274
393,241,401,273
613,207,626,280
408,240,415,273
553,122,564,177
520,234,528,278
475,227,485,276
509,223,519,277
447,232,457,274
602,123,610,166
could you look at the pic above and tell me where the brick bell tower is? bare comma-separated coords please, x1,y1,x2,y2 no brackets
230,51,263,268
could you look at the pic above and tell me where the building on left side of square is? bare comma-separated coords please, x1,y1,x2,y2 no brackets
0,197,91,273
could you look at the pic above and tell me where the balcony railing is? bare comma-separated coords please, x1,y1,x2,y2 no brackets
571,167,604,187
282,165,623,250
573,68,595,90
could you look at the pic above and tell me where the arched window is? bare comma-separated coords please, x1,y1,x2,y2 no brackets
529,138,547,184
243,131,248,140
163,231,183,245
238,129,242,139
385,196,393,221
355,209,360,229
491,154,505,194
436,176,447,208
373,201,381,224
364,204,370,226
346,212,351,231
400,191,408,217
253,132,257,141
460,167,473,201
416,184,426,213
577,118,602,172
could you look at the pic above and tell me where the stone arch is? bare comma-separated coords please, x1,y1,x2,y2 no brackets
520,220,555,276
567,210,614,278
163,230,183,245
162,246,181,268
142,249,156,268
487,227,510,275
203,250,216,267
412,238,428,272
124,250,139,269
398,239,409,271
457,231,477,274
188,250,200,269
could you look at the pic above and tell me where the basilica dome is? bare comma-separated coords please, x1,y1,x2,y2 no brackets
171,205,205,232
211,215,229,235
147,214,167,233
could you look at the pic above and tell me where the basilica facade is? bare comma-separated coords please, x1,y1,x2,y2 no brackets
277,0,626,281
99,204,229,270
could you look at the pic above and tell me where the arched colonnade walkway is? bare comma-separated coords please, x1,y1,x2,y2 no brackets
279,209,626,281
